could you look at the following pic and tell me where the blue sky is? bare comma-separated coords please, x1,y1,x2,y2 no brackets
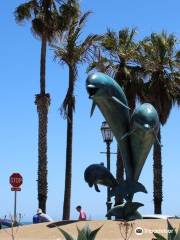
0,0,180,221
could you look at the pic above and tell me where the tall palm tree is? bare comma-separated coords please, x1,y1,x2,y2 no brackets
88,28,144,205
138,31,180,213
101,28,144,110
14,0,80,212
52,11,101,220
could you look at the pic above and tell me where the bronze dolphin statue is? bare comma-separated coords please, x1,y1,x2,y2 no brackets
86,73,160,183
121,103,160,180
84,163,118,192
86,72,133,181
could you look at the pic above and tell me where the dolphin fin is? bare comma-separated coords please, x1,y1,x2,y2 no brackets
110,180,147,200
112,96,130,110
124,181,148,197
124,181,148,201
153,130,163,147
124,202,144,217
90,102,96,117
106,202,143,220
94,184,100,192
120,128,136,141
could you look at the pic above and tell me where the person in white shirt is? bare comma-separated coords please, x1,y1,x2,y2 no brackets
33,208,53,224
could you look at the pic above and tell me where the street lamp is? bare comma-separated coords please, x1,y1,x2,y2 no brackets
101,121,113,220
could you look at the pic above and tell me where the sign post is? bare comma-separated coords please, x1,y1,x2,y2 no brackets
14,190,17,223
9,173,23,222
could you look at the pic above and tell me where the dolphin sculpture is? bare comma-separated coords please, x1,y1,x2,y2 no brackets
84,163,118,192
126,103,160,181
106,202,143,220
85,73,160,220
86,72,133,181
86,73,160,183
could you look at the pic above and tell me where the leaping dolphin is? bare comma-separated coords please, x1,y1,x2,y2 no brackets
86,72,133,181
129,103,160,181
84,163,118,192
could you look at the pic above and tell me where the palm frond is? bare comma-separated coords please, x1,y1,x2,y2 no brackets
52,10,99,67
67,11,92,49
78,34,102,62
58,0,80,31
102,29,118,52
125,27,137,49
81,34,102,49
52,44,68,64
31,17,44,37
14,0,38,23
79,11,92,27
86,46,113,73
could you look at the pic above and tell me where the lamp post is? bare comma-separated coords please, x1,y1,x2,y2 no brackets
101,121,113,220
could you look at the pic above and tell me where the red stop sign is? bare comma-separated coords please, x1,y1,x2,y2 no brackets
10,173,23,188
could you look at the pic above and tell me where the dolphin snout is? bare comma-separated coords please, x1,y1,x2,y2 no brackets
88,182,93,187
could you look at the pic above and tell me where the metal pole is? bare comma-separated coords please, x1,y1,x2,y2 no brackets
14,191,17,223
106,141,112,220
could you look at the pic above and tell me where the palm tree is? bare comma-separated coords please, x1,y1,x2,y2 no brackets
101,28,144,110
138,31,180,213
88,28,144,206
14,0,80,212
52,11,101,220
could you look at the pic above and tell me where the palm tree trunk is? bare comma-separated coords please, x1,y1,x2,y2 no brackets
115,145,124,207
35,30,50,213
62,66,75,220
153,127,163,214
40,31,46,94
35,93,50,213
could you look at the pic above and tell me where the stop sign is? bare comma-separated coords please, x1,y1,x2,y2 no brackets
9,173,23,188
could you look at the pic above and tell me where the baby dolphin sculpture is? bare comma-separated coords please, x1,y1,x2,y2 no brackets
84,163,118,192
86,72,133,181
106,202,144,220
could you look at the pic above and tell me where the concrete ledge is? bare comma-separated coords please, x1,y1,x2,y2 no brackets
0,219,180,239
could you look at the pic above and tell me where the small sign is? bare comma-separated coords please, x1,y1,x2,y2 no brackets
11,187,21,191
10,173,23,188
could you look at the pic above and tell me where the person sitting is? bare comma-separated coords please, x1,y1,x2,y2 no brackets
76,205,87,220
33,208,53,224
